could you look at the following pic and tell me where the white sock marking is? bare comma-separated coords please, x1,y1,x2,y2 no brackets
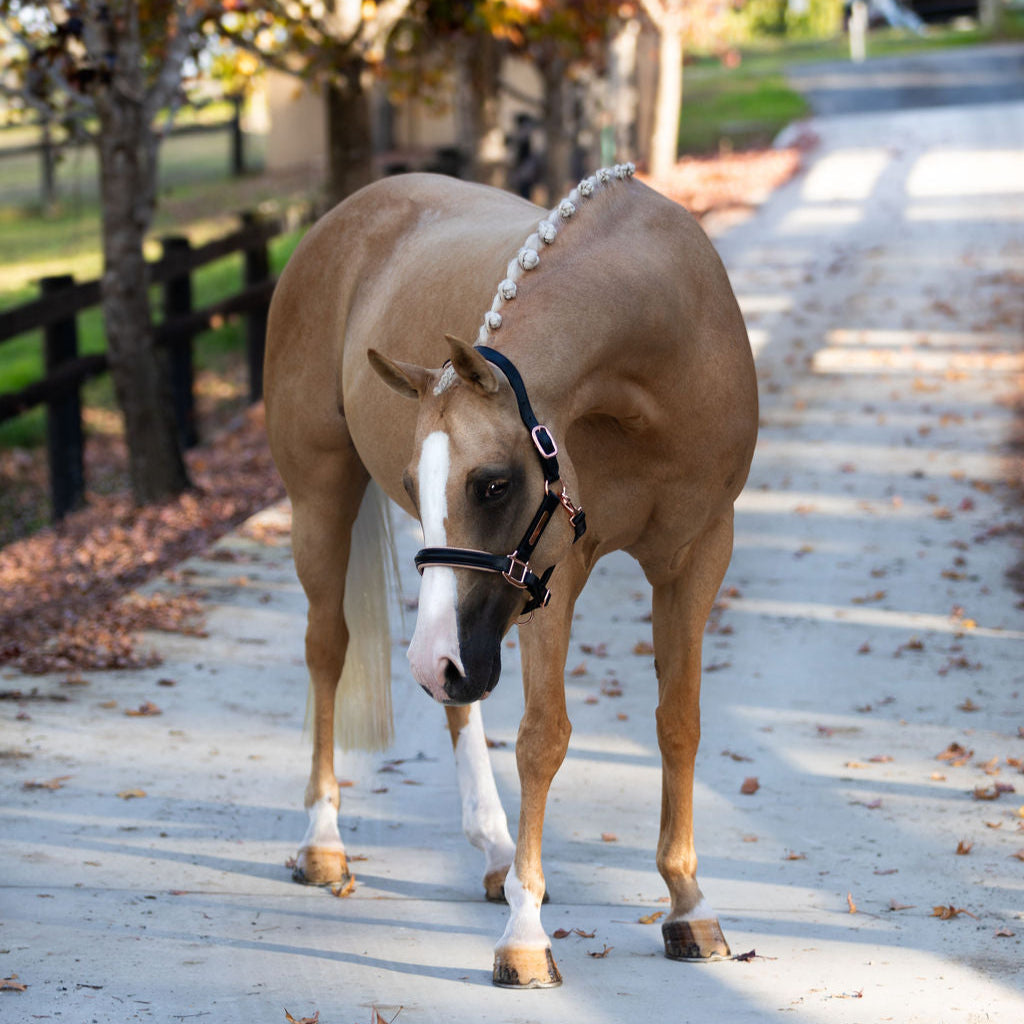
454,703,515,875
496,864,549,952
299,794,344,852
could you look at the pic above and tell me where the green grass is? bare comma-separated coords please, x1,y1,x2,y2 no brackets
0,229,305,449
678,13,1024,153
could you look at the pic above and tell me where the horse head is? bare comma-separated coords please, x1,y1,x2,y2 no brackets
368,335,582,706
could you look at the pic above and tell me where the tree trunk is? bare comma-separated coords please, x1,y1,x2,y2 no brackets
456,33,506,188
608,18,641,164
648,13,683,179
325,60,375,208
541,52,571,201
94,26,189,505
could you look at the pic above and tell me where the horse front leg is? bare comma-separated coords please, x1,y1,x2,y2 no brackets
650,512,735,961
444,703,515,901
491,579,580,989
288,457,369,887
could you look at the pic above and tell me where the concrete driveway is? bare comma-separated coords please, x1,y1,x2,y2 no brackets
3,100,1024,1022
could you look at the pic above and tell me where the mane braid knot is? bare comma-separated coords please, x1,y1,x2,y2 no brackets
473,162,636,347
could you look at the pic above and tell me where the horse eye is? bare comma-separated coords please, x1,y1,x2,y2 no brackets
483,479,509,501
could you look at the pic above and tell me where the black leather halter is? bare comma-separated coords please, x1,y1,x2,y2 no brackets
413,347,586,614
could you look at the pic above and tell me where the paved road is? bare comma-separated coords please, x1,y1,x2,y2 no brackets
788,40,1024,116
3,102,1024,1022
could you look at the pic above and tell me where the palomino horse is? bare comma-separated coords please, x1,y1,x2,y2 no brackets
264,164,758,987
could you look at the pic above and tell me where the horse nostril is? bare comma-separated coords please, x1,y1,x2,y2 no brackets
442,658,463,691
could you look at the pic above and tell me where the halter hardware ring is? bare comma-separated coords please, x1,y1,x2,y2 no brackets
503,556,531,589
531,425,558,460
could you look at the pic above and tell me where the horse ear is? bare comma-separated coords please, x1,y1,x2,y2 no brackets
368,349,432,400
445,334,499,396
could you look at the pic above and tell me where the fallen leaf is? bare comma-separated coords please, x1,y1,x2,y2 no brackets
116,788,147,800
888,899,915,911
845,761,868,769
873,868,898,875
0,975,27,992
722,749,753,762
955,839,973,855
932,905,977,920
637,911,665,925
283,1011,319,1024
995,928,1015,937
587,945,613,958
569,662,588,676
330,876,356,898
632,640,655,656
23,775,71,791
601,832,618,843
600,683,623,697
1011,849,1024,862
580,642,607,657
733,949,758,962
784,851,806,861
125,701,162,717
552,928,571,939
957,698,981,712
573,928,596,938
937,742,973,765
869,755,894,763
847,892,857,914
740,777,759,795
974,785,1002,801
984,821,1003,829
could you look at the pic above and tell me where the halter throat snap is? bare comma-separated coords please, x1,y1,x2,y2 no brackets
413,348,586,614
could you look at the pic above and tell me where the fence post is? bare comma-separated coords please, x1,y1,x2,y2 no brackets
41,274,85,520
161,235,199,449
241,211,270,404
230,94,246,177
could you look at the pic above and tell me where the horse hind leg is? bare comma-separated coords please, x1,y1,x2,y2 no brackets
288,453,372,887
650,512,736,961
445,704,515,902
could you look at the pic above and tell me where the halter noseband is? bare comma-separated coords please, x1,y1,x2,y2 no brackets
413,347,586,614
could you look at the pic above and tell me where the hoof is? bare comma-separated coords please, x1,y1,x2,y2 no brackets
492,946,562,989
292,846,348,887
662,918,731,961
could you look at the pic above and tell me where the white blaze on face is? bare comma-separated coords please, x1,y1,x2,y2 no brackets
407,429,464,700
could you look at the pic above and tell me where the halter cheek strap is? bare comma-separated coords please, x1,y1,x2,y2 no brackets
413,348,586,614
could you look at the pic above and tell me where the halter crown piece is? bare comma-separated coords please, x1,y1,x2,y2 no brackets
414,165,636,613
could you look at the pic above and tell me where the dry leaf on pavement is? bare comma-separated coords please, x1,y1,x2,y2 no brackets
637,911,665,925
283,1011,319,1024
125,701,162,717
932,905,977,920
740,777,759,795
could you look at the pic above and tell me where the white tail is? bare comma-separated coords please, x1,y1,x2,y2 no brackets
327,481,400,752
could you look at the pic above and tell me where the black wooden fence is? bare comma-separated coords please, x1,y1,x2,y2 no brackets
0,211,292,521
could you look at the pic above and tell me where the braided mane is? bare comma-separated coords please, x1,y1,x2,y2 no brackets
474,163,637,348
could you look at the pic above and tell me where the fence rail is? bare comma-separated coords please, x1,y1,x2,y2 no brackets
0,210,294,521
